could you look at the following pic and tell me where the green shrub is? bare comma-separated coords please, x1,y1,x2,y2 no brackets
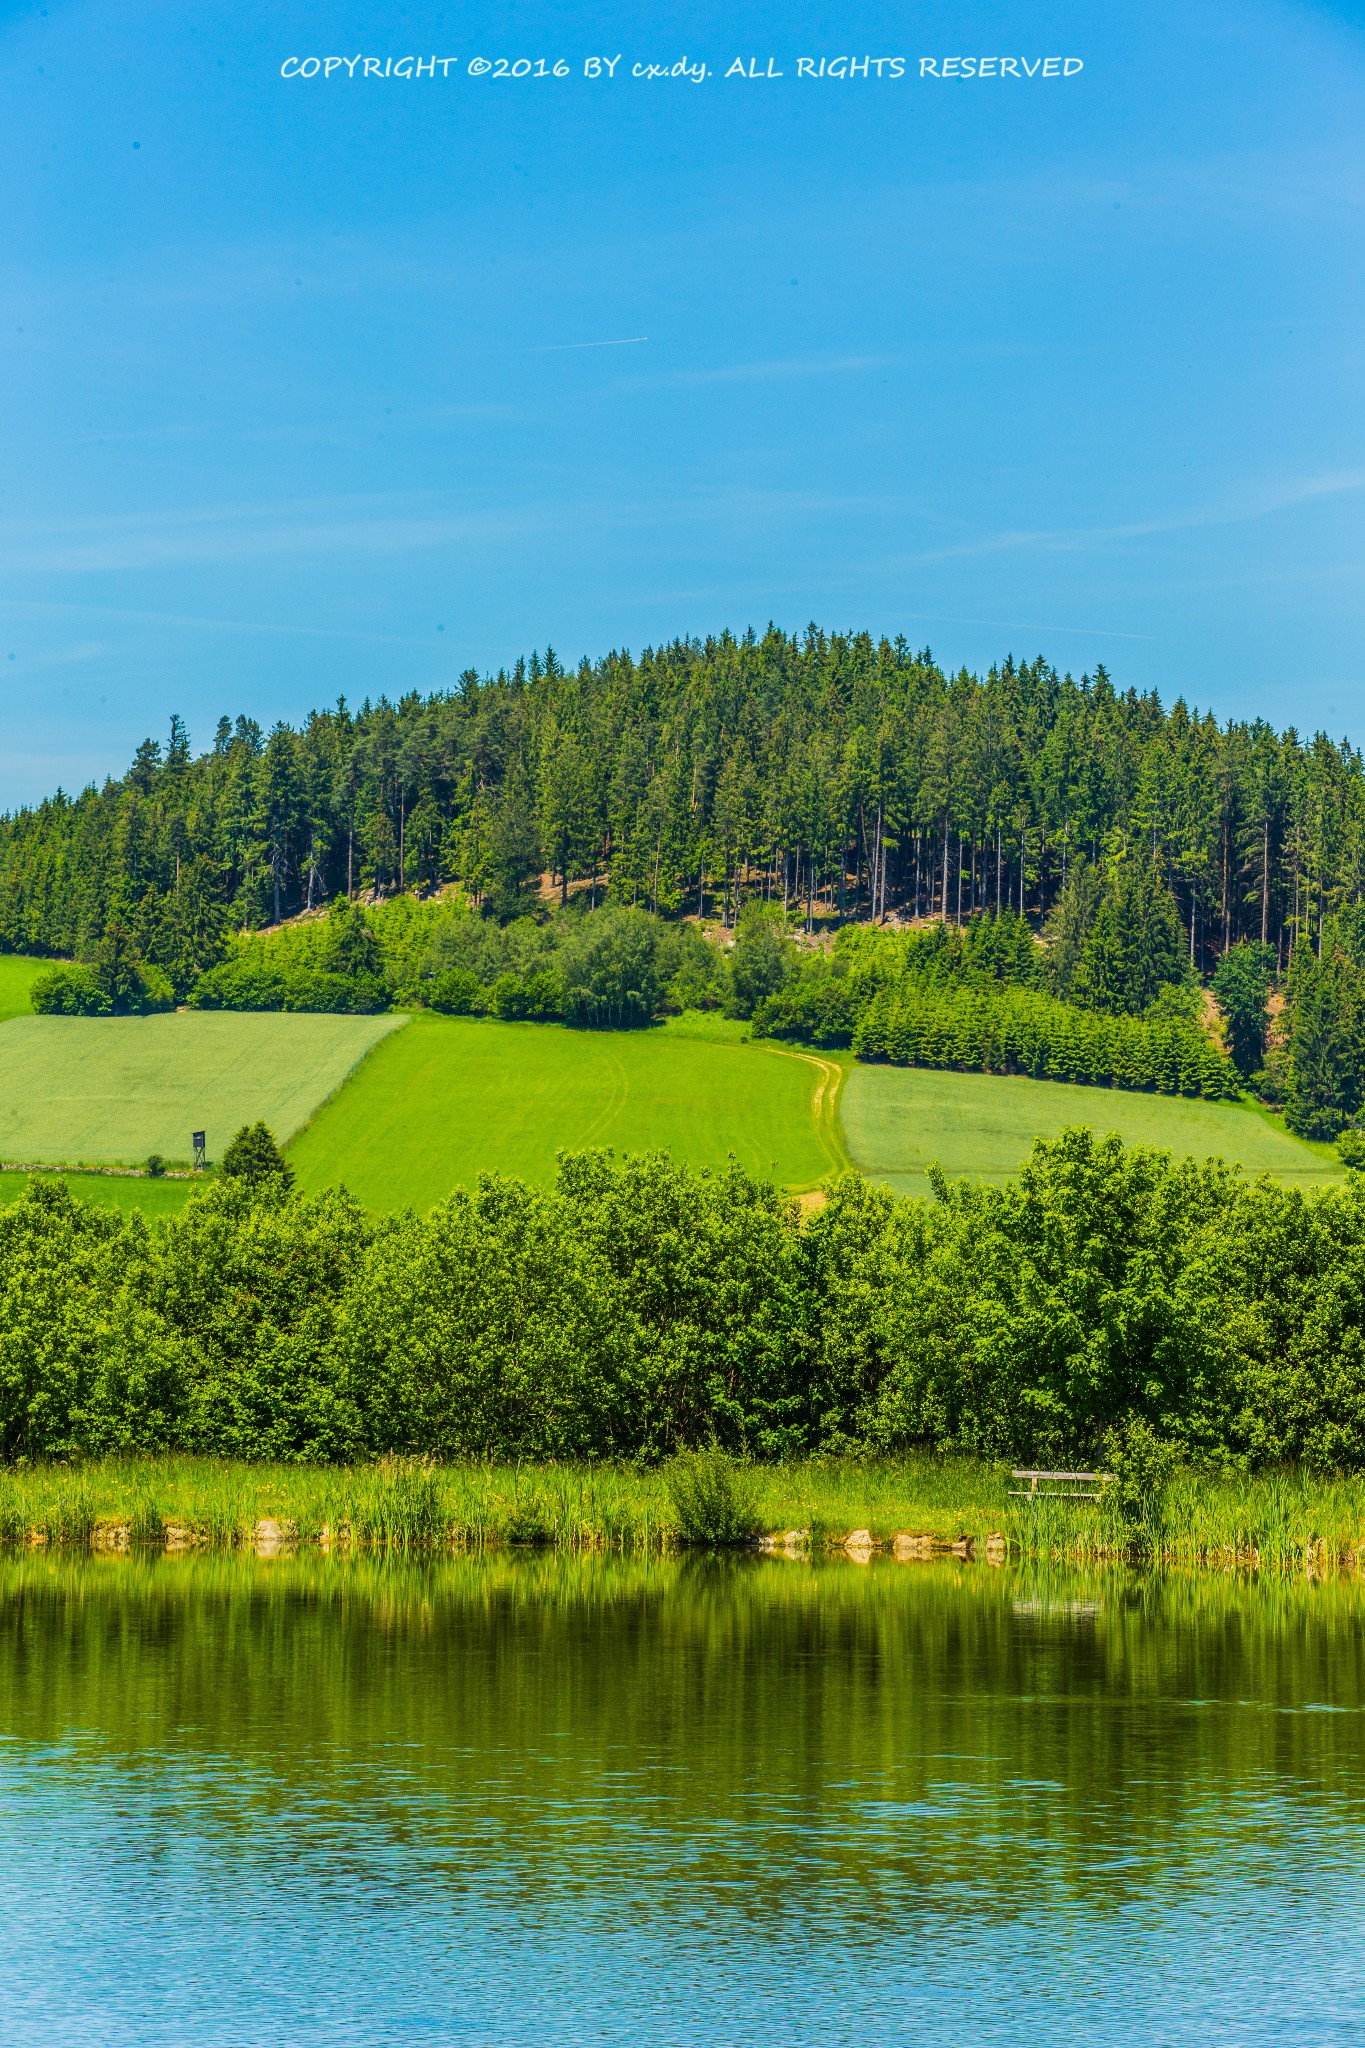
189,962,386,1014
730,904,795,1017
31,964,112,1017
753,974,861,1047
487,969,560,1021
1103,1416,1178,1548
30,956,172,1018
6,1132,1365,1473
1337,1129,1365,1171
659,922,731,1013
412,968,482,1015
665,1449,762,1544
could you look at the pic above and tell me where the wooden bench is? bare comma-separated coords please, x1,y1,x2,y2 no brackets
1010,1469,1112,1502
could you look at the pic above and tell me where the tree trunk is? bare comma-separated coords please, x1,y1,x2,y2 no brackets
872,804,883,922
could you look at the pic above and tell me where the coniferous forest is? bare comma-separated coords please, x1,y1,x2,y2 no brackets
4,628,1361,956
7,625,1365,1135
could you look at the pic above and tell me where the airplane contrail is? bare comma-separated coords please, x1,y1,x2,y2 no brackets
524,336,649,352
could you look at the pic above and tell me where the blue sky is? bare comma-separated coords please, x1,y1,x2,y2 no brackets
1,0,1363,804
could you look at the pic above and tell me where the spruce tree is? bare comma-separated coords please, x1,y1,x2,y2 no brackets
1284,946,1353,1139
1072,864,1185,1015
220,1122,295,1189
1043,859,1104,998
1211,941,1276,1077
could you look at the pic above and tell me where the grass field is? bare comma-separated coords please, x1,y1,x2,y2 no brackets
288,1010,847,1209
842,1064,1342,1193
0,1169,196,1217
0,976,1341,1212
0,953,54,1021
0,1011,403,1168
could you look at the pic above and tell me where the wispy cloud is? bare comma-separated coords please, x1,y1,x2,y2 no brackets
0,479,903,576
11,465,1349,585
46,400,525,451
0,595,428,646
899,470,1365,567
0,638,111,672
0,495,559,574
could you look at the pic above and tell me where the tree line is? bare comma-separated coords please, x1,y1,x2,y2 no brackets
3,627,1363,973
4,1132,1365,1472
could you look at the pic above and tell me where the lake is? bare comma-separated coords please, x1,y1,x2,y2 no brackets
0,1551,1362,2045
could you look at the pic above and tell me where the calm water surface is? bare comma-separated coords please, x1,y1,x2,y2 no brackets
0,1551,1362,2045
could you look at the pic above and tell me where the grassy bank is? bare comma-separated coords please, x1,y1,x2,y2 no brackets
4,1455,1365,1572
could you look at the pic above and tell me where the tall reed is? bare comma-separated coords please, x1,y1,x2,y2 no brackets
0,1453,1359,1574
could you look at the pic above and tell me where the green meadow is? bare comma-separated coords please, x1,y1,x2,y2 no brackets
0,1009,402,1168
0,983,1343,1216
0,953,54,1022
0,1168,196,1217
288,1010,848,1209
841,1062,1341,1193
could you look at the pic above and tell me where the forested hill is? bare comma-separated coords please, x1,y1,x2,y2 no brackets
1,626,1360,969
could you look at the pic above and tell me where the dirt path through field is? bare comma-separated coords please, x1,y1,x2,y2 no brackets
759,1045,850,1180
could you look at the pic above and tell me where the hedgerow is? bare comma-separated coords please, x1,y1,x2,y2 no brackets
849,982,1240,1100
1,1131,1362,1471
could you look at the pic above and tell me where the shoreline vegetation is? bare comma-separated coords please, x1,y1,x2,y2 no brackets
4,1453,1365,1576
